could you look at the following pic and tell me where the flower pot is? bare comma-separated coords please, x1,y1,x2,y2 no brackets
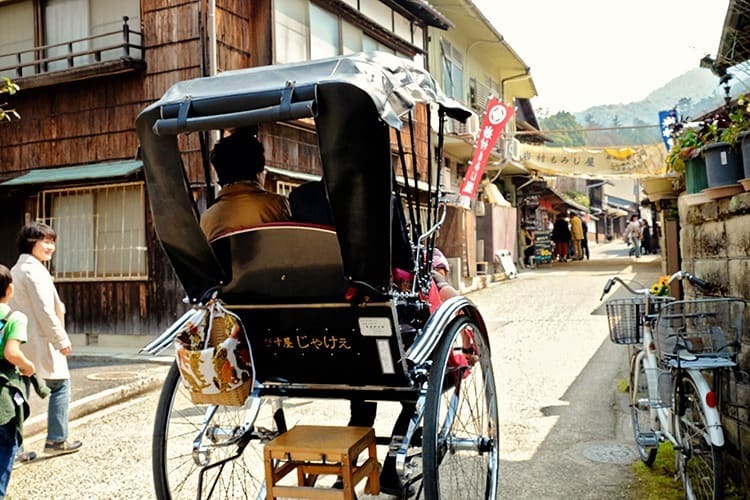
684,156,708,194
642,176,678,201
702,142,743,188
740,131,750,186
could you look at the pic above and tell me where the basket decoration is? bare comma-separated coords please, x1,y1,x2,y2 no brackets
174,300,254,406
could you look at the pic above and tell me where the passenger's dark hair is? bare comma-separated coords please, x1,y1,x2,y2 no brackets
210,127,265,185
17,221,57,255
0,264,11,300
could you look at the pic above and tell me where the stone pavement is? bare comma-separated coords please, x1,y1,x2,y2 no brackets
23,347,172,439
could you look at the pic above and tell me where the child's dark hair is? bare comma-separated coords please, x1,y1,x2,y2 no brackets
0,264,11,300
17,221,57,255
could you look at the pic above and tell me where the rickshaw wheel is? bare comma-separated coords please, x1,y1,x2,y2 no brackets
423,315,499,499
153,362,280,500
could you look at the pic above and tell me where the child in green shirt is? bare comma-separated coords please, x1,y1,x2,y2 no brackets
0,264,35,497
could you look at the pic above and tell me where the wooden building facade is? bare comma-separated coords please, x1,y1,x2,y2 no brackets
0,0,448,342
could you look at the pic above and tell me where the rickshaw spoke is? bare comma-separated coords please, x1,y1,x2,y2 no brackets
424,316,499,499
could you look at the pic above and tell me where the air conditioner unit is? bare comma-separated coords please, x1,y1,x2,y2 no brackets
441,169,455,192
464,113,480,139
502,137,521,161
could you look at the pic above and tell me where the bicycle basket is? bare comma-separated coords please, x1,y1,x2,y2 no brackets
605,296,673,345
654,298,746,361
606,298,645,344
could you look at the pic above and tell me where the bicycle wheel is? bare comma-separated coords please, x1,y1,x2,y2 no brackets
153,362,282,499
673,374,725,500
423,315,499,499
629,353,657,466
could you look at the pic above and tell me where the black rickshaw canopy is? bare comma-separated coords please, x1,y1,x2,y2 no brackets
136,52,471,301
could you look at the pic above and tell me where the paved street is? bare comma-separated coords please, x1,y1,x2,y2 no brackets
7,240,662,499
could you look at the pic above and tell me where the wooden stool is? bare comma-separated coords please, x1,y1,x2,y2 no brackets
264,425,380,500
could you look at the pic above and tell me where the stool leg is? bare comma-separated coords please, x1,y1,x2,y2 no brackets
342,455,355,500
364,441,380,495
264,450,275,500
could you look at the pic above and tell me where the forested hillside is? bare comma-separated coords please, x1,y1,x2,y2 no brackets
539,66,750,146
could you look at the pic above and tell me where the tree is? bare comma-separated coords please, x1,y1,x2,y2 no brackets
540,111,586,146
0,77,19,121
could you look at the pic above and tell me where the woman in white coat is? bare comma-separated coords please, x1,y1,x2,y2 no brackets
10,222,81,455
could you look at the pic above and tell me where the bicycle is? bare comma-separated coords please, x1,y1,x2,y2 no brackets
601,270,746,500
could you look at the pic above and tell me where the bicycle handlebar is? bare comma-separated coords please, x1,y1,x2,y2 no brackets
600,270,711,301
667,270,709,289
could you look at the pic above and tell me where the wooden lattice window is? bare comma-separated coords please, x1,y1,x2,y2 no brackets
38,182,147,281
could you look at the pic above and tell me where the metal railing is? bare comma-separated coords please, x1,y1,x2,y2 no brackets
0,16,143,79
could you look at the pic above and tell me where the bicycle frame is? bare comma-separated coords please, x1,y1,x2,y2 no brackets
631,328,725,448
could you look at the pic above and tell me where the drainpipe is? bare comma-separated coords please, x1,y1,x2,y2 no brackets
208,0,217,77
200,0,219,203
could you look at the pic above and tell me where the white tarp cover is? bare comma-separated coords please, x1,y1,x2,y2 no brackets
519,143,667,178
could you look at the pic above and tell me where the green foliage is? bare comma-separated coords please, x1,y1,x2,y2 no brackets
719,94,750,146
665,126,703,174
564,190,589,208
0,77,19,121
629,442,743,500
540,111,586,146
629,443,681,499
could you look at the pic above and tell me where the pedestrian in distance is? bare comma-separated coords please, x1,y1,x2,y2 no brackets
10,222,82,456
520,225,536,267
551,213,571,262
581,219,590,260
623,214,642,259
640,219,651,255
569,212,584,260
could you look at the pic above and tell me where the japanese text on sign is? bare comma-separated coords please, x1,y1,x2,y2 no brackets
263,335,352,351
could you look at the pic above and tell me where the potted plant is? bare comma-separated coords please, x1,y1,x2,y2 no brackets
730,93,750,189
665,123,707,194
701,108,744,191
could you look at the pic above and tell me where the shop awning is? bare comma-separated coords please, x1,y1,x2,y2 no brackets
0,159,142,186
537,185,589,214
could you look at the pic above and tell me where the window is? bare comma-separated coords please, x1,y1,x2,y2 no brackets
276,181,300,197
310,4,340,60
0,2,35,76
275,0,309,63
0,0,141,78
359,0,392,29
40,183,147,280
274,0,416,64
441,40,464,102
342,20,362,54
393,12,411,42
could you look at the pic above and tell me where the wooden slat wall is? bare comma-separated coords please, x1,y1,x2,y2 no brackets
0,0,217,337
0,0,444,338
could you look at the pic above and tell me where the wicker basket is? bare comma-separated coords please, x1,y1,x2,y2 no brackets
605,296,673,345
654,298,746,361
174,306,255,407
606,298,645,344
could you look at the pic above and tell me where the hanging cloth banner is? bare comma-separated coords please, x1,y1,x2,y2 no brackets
518,143,667,178
458,97,515,207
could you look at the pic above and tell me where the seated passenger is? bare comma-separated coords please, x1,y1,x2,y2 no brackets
200,127,291,241
288,180,334,227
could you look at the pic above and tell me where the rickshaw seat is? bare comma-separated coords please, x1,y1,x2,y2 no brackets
211,223,348,302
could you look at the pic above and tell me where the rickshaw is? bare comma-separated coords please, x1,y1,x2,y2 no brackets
137,52,498,500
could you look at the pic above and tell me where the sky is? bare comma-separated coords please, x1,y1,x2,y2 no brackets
473,0,731,114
